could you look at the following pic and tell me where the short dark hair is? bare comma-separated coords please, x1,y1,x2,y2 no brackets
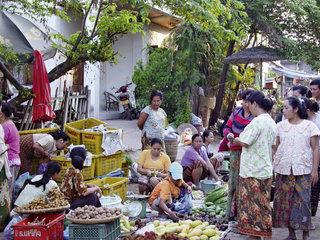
202,129,212,142
70,147,87,160
191,133,202,142
151,138,163,146
72,155,85,170
241,89,255,100
150,90,163,101
292,85,308,96
48,130,71,141
301,97,319,113
1,103,16,118
310,79,320,89
247,90,274,112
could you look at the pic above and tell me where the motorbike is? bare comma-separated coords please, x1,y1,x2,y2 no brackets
115,83,138,120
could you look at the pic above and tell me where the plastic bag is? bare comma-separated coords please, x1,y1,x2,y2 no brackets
13,172,30,202
181,128,192,146
3,215,23,240
174,193,193,214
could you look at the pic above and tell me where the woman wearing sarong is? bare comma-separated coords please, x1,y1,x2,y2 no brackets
137,90,167,151
181,134,222,188
273,97,320,240
233,90,277,239
137,138,171,194
223,89,255,220
0,124,10,231
60,148,102,209
19,130,70,175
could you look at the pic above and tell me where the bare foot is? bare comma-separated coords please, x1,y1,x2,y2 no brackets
303,231,310,240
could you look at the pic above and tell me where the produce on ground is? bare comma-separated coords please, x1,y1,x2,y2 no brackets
204,185,228,204
191,201,227,218
152,219,222,239
123,231,189,240
120,217,136,233
191,190,204,200
15,187,69,210
67,205,122,220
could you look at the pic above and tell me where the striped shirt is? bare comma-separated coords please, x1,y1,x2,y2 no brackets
223,107,254,150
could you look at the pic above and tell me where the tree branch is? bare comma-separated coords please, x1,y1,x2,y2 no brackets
90,0,104,39
71,0,95,52
0,62,24,91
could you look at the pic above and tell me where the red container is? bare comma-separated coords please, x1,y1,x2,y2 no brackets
12,214,65,240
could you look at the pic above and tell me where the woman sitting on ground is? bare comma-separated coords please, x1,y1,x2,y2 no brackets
181,134,222,188
60,147,102,209
137,138,171,194
15,161,62,207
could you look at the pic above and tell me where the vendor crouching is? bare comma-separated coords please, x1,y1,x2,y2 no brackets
60,148,102,209
149,162,192,221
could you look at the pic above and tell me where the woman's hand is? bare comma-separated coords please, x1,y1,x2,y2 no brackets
147,170,152,177
311,169,319,186
187,185,192,194
227,133,235,142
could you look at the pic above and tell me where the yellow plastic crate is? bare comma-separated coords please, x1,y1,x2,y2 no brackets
52,156,96,182
19,127,60,136
64,118,107,146
86,177,128,201
121,162,129,178
82,127,123,155
94,151,123,177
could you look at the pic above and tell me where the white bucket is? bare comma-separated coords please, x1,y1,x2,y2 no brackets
100,194,122,209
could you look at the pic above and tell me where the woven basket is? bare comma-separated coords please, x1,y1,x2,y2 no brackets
66,213,122,224
13,204,70,214
177,123,198,135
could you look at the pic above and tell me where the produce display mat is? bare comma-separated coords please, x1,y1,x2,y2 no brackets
66,213,122,224
13,205,70,214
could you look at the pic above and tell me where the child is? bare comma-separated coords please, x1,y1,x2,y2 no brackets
149,162,192,221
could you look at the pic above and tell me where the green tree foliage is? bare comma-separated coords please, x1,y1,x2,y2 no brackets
242,0,320,69
133,47,193,125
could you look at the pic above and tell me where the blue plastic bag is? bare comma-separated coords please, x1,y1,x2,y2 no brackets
173,193,193,214
3,215,23,240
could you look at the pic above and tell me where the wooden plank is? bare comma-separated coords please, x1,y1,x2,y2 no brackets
19,99,32,131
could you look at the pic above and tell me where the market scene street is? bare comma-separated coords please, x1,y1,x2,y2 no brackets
1,1,320,240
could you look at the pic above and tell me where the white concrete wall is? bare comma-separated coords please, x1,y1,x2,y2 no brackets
85,22,171,119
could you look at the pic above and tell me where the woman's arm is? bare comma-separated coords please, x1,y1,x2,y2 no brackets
272,136,280,160
82,185,102,197
182,181,192,193
137,164,152,177
310,136,319,186
159,198,178,220
137,112,149,130
33,142,56,158
233,138,249,148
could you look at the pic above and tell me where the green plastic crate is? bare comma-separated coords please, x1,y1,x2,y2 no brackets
69,219,120,240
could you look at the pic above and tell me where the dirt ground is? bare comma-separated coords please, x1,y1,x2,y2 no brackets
108,119,320,240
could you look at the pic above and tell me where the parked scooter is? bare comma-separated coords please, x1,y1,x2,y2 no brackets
115,83,138,120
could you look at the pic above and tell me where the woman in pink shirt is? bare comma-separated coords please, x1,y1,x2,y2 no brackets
273,97,320,240
0,103,20,204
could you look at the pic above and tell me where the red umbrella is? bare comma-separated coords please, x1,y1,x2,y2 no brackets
32,50,56,125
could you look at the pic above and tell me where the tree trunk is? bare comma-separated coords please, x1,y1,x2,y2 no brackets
0,62,24,91
226,80,240,114
209,40,235,126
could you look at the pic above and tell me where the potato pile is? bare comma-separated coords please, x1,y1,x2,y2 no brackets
68,205,122,220
16,187,69,211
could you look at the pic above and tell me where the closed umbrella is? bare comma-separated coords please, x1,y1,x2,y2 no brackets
0,10,56,64
32,50,55,126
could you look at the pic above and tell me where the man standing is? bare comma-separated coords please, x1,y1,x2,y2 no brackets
310,78,320,108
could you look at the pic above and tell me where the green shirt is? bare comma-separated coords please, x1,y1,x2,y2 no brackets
239,113,277,179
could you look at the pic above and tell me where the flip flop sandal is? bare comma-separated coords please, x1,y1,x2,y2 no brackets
231,227,241,234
